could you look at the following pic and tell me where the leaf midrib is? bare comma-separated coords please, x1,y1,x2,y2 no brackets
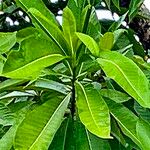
29,94,70,149
4,54,63,75
111,112,142,148
77,82,101,131
99,58,145,104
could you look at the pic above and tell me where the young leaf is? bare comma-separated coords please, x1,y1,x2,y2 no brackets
76,32,100,57
14,93,71,150
68,0,86,31
62,7,77,52
75,82,111,139
0,32,16,54
97,51,150,108
99,32,114,51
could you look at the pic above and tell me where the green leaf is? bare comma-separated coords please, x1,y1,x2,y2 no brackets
16,27,40,43
62,7,77,52
100,89,130,103
76,32,99,57
0,32,16,54
128,0,144,22
28,8,68,55
136,119,150,150
112,0,120,10
104,0,110,9
134,102,150,122
75,82,111,138
109,12,128,31
16,0,57,25
0,124,17,150
2,37,66,79
0,103,15,126
3,54,64,79
97,51,150,108
49,118,69,150
105,100,142,149
15,93,71,150
99,32,114,50
0,104,32,150
34,78,70,95
68,0,86,32
0,91,35,100
0,79,25,91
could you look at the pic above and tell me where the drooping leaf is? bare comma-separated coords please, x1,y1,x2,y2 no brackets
33,78,70,95
76,32,100,57
0,91,35,100
105,99,142,149
0,79,25,92
2,37,66,79
97,51,150,108
75,82,111,138
14,94,71,150
100,89,130,103
0,32,16,54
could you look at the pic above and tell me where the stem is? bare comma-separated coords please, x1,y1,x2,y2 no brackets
70,6,92,118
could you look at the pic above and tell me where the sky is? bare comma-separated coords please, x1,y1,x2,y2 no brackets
144,0,150,11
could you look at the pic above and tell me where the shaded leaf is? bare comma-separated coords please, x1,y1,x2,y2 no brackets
34,78,70,95
15,94,71,150
100,89,130,103
105,99,142,149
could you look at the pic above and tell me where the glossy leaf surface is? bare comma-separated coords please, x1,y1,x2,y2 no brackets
76,82,111,138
